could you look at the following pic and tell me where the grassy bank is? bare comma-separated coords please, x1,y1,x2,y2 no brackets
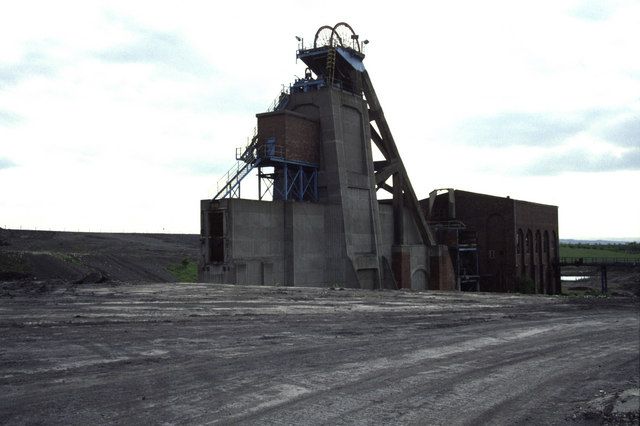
560,243,640,260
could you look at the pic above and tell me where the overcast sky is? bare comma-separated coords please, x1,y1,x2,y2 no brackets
1,0,639,239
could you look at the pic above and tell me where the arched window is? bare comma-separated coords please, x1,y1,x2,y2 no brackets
525,230,533,254
535,230,541,254
543,230,549,253
517,229,524,254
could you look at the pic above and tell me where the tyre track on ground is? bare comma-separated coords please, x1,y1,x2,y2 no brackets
0,283,637,425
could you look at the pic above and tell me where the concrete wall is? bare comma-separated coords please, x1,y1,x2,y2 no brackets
287,87,384,289
289,202,334,286
199,199,286,286
199,198,362,288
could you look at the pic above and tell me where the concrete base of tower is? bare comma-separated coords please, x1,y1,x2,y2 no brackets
198,198,375,288
199,198,456,290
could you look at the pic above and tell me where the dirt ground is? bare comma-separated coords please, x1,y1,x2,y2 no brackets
1,281,638,425
562,265,640,298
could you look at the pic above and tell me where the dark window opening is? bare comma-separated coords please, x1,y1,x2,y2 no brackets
208,211,224,262
210,239,224,263
459,251,477,276
209,211,224,237
461,281,478,292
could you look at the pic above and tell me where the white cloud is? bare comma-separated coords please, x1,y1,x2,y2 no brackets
1,0,639,238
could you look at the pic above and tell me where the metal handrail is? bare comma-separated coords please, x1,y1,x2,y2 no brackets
267,88,290,112
257,144,285,160
233,87,290,163
213,158,261,200
212,86,297,200
215,161,241,194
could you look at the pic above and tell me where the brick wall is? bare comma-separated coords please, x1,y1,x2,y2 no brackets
514,200,559,294
257,110,320,164
429,245,456,290
421,190,560,294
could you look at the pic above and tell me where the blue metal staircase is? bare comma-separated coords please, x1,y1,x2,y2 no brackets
212,90,290,201
213,135,260,200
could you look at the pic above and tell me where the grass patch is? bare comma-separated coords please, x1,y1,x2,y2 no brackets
168,258,198,282
559,245,640,260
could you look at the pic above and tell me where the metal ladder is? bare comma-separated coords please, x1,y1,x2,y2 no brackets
326,47,336,86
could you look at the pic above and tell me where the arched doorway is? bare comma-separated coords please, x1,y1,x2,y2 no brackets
411,268,428,291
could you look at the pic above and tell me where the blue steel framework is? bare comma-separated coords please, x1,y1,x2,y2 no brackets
256,138,318,202
214,135,318,202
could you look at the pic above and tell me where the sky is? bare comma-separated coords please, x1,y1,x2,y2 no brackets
1,0,638,239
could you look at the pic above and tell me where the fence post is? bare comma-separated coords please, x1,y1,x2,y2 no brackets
600,265,608,294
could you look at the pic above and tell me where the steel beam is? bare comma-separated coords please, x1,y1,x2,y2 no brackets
362,70,436,246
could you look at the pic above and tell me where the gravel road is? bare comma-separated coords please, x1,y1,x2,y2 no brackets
1,282,638,424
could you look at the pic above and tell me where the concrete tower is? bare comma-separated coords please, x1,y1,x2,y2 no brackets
200,23,456,290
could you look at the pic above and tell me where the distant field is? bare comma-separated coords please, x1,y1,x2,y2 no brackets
559,245,640,260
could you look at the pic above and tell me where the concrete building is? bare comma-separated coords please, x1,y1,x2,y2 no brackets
199,23,455,290
423,189,561,294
